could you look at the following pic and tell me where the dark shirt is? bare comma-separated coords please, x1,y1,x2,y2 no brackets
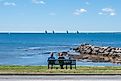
58,56,65,65
48,56,55,60
58,57,65,60
48,56,55,64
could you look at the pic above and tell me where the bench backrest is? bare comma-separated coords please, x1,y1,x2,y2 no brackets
48,59,76,65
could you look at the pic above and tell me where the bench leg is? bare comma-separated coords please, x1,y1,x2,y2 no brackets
48,64,49,69
48,64,54,69
51,65,53,69
66,65,67,69
70,65,72,69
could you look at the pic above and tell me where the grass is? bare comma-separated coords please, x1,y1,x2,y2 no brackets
0,65,121,74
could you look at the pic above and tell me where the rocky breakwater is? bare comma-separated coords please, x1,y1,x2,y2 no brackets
73,44,121,64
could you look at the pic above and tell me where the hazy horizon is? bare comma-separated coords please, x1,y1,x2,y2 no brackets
1,31,121,33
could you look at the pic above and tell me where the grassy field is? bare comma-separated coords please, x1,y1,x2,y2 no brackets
0,65,121,74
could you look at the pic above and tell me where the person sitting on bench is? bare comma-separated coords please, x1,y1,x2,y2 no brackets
58,53,65,69
48,52,55,69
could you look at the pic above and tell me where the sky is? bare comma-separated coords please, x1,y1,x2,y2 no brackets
0,0,121,32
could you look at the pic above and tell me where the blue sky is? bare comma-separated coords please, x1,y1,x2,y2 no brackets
0,0,121,32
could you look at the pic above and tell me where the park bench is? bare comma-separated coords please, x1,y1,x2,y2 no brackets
48,59,76,69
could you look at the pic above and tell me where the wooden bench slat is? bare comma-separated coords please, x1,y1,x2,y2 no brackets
48,59,76,69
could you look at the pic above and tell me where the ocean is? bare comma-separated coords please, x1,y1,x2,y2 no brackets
0,33,121,66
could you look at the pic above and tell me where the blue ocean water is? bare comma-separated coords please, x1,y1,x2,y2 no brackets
0,33,121,66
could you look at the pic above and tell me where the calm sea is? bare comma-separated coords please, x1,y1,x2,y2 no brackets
0,33,121,66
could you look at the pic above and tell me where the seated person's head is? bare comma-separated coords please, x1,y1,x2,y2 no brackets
58,53,63,56
50,52,54,57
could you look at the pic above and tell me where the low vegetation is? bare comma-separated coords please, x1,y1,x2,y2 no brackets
0,65,121,74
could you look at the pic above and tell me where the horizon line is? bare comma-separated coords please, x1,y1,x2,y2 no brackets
0,31,121,33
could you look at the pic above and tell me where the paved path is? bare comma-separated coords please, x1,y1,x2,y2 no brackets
0,75,121,81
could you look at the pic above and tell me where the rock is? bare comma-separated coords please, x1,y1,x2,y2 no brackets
73,44,121,64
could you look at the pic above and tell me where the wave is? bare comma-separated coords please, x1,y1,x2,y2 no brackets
42,52,57,54
20,45,74,51
27,47,42,50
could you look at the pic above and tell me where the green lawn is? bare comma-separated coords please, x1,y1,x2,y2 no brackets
0,65,121,74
